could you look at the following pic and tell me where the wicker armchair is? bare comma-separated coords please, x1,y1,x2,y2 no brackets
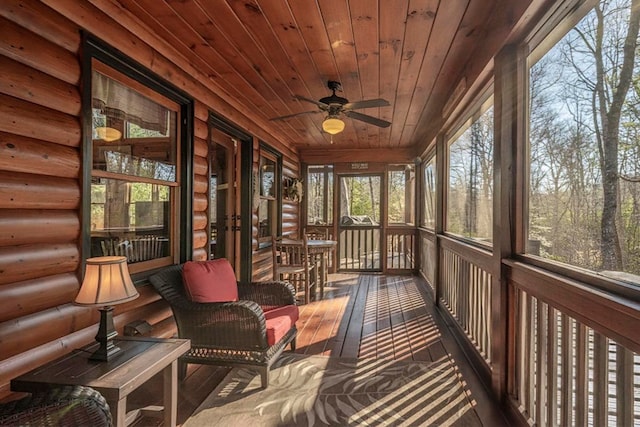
149,264,298,388
0,386,111,426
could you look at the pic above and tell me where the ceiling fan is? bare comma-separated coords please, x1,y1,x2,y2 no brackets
270,81,392,135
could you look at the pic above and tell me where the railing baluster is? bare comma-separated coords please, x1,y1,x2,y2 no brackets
547,306,558,426
521,294,536,416
560,313,573,426
350,229,355,269
535,301,547,425
575,323,588,427
593,332,608,426
616,345,633,426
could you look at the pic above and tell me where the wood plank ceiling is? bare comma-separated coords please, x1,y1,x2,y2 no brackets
111,0,532,153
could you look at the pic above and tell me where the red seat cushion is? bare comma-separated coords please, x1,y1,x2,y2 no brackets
182,259,239,303
264,305,299,346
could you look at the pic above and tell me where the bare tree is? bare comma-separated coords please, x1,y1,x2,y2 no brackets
565,0,640,269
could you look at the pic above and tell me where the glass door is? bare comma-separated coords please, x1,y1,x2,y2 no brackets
209,127,240,270
337,174,383,271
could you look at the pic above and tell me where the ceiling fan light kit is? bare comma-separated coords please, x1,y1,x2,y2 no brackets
322,116,345,135
270,81,392,140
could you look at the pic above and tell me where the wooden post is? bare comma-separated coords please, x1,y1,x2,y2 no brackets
492,43,521,400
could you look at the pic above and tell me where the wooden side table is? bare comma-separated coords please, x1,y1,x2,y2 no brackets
305,239,337,299
11,336,190,427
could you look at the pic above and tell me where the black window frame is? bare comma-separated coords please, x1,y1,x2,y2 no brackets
81,33,194,280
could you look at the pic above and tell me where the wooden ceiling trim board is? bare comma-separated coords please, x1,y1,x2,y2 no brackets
238,0,327,147
413,0,533,146
299,147,415,164
286,1,338,96
172,0,292,119
317,0,370,148
388,0,439,148
110,0,260,122
212,0,314,124
285,1,343,146
117,0,244,105
350,0,380,101
318,0,362,100
349,0,382,148
161,0,305,147
411,0,498,146
221,0,314,118
276,114,326,149
399,0,470,146
253,1,321,117
378,0,409,150
257,1,320,96
79,0,297,157
200,3,313,145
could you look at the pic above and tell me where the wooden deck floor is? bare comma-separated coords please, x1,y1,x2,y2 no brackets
130,273,509,426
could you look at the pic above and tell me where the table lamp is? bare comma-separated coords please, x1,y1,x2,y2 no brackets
75,256,139,361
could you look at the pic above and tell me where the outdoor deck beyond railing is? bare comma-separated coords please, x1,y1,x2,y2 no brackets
338,226,416,271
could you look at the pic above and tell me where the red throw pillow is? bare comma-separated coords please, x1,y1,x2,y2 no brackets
182,259,238,303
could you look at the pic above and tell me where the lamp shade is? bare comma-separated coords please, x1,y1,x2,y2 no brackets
95,126,122,142
75,256,139,306
322,116,345,135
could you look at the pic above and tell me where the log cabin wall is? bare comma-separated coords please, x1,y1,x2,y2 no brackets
0,0,299,398
251,140,301,282
192,101,211,263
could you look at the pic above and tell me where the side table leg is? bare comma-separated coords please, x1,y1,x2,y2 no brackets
112,398,126,427
164,360,178,427
320,254,327,299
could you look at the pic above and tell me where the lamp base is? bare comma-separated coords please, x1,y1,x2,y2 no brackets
90,306,121,362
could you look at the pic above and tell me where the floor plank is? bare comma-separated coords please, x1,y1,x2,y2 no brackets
128,272,508,426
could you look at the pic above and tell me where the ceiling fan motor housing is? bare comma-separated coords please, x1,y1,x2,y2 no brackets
320,81,349,106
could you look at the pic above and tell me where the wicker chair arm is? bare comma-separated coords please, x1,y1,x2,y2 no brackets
171,299,269,350
0,385,112,426
237,280,297,310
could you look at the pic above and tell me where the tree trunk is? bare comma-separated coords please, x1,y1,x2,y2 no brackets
594,0,640,270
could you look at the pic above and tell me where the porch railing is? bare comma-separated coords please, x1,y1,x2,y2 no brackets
513,287,640,426
338,226,381,270
337,226,416,271
439,244,493,364
420,234,640,426
386,227,416,270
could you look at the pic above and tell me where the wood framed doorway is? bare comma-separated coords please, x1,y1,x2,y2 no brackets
337,173,384,272
208,126,241,273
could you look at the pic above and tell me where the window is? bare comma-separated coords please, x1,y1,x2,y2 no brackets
306,165,334,225
388,164,415,225
422,156,436,229
258,151,278,244
89,60,179,273
446,98,494,245
527,0,640,283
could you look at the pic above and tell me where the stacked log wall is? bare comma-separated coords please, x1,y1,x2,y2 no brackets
251,142,301,282
0,0,299,398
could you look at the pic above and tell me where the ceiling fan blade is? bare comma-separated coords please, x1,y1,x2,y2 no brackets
294,95,329,110
270,110,321,121
345,111,391,128
343,98,390,110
